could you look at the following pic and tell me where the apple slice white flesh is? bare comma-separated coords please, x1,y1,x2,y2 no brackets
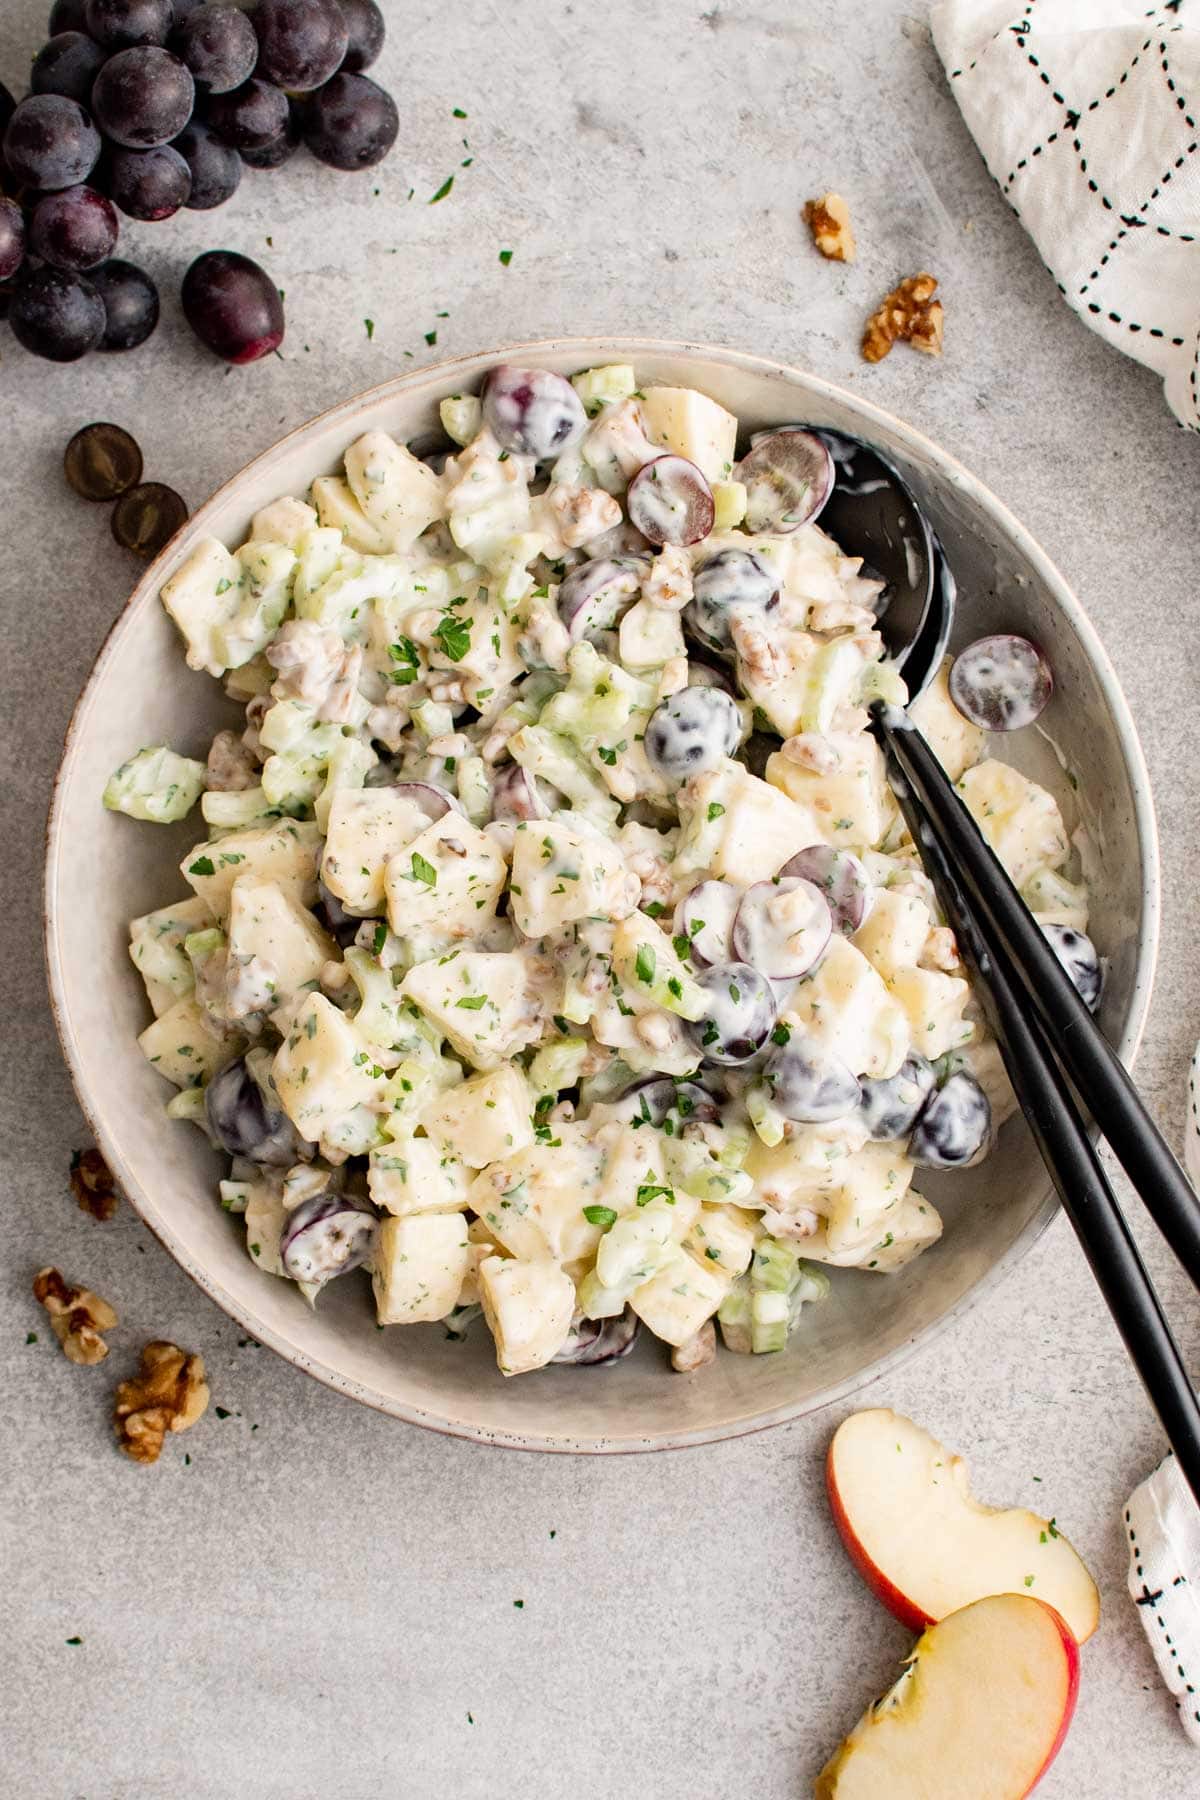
814,1592,1079,1800
827,1408,1099,1643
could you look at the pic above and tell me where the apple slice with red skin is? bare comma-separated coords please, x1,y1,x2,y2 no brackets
814,1592,1080,1800
826,1408,1099,1644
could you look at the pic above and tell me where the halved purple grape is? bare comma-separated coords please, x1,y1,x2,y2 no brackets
688,962,778,1066
552,1309,640,1365
92,46,195,149
777,845,871,936
909,1071,991,1168
29,184,118,272
253,0,349,92
316,878,361,944
676,879,739,968
0,198,26,283
32,32,108,103
389,780,459,820
627,454,714,548
732,878,831,979
482,365,587,461
857,1052,935,1141
107,142,192,218
762,1038,860,1123
686,547,779,651
490,763,553,822
557,557,641,641
4,94,101,190
608,1077,721,1129
948,634,1052,732
735,428,834,534
205,1055,304,1164
645,686,740,782
280,1192,377,1286
1042,923,1102,1013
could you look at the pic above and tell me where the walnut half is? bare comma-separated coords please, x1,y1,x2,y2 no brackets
803,192,856,263
862,273,944,363
70,1146,121,1221
33,1266,118,1366
114,1341,210,1466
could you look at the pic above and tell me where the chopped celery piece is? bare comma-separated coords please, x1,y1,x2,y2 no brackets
219,1178,251,1212
746,1080,787,1147
716,1275,753,1354
527,1035,591,1099
201,787,277,831
571,363,637,414
750,1287,790,1354
167,1086,210,1125
440,393,483,446
104,746,205,824
750,1236,804,1294
712,479,747,529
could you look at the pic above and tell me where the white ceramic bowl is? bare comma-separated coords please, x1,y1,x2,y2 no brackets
45,339,1159,1452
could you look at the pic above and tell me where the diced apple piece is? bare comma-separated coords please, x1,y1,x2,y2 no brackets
467,1122,607,1262
508,818,631,939
323,788,428,914
628,1247,731,1345
766,732,894,848
814,1593,1079,1800
401,952,538,1071
160,536,242,676
910,657,986,782
311,474,392,555
138,996,232,1088
226,876,336,1018
638,385,738,483
385,813,506,938
826,1408,1100,1643
251,494,319,551
181,819,323,921
476,1254,576,1375
421,1065,534,1169
372,1213,471,1325
887,966,973,1060
129,894,213,1015
957,761,1069,891
784,938,909,1079
852,890,932,982
272,992,385,1143
676,760,823,885
344,430,444,553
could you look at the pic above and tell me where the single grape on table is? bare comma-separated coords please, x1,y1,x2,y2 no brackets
64,420,144,501
110,480,188,558
181,247,284,363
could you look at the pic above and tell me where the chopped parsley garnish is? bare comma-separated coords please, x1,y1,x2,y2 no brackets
372,922,388,955
582,1204,618,1229
771,1022,792,1046
409,852,438,887
188,855,215,877
672,933,692,962
425,330,438,346
636,1182,674,1207
455,994,487,1010
642,900,665,918
634,945,656,985
433,612,471,662
707,802,725,822
597,746,617,766
214,578,233,595
388,636,421,684
667,976,683,1000
452,106,468,118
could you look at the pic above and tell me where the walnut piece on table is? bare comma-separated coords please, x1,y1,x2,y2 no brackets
33,1267,118,1366
114,1341,210,1466
69,1147,121,1221
862,273,944,363
803,192,856,263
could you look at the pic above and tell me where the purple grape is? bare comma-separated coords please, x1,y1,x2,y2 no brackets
182,248,284,362
111,481,188,557
552,1310,640,1365
238,103,300,168
92,46,195,148
252,0,349,90
688,962,778,1066
315,878,360,946
949,634,1053,732
607,1077,721,1129
171,3,259,93
644,685,741,782
387,780,459,820
777,845,871,936
339,0,385,72
627,455,714,548
490,764,553,822
85,0,174,47
31,33,108,104
172,117,241,207
49,0,91,29
0,82,15,142
4,95,101,191
481,363,586,460
207,76,289,151
280,1191,378,1286
762,1038,860,1123
91,256,158,348
676,880,739,970
205,1055,303,1163
556,557,641,641
1042,923,1102,1012
909,1071,991,1169
10,265,105,360
302,72,398,169
0,198,26,282
29,184,118,272
686,547,779,651
735,428,834,534
732,878,832,979
858,1053,936,1141
106,141,191,216
64,421,144,500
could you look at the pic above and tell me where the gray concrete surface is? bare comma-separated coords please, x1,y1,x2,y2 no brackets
2,2,1198,1795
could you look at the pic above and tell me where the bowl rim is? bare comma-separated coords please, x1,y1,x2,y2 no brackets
44,335,1162,1453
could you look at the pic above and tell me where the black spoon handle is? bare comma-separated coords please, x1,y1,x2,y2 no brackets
872,702,1200,1292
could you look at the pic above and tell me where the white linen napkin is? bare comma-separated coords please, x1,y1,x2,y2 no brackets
1125,1453,1200,1746
930,0,1200,430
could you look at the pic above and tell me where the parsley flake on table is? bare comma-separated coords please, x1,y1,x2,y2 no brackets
364,318,375,340
498,248,513,266
429,176,454,204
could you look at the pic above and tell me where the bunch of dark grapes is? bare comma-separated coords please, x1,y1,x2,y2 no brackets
1,0,393,365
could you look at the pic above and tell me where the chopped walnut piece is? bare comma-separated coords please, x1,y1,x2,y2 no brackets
114,1341,210,1466
803,192,856,263
671,1320,716,1373
69,1147,120,1222
863,273,944,363
33,1267,118,1366
547,482,622,549
205,729,259,793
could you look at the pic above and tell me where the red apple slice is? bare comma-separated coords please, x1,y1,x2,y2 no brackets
827,1408,1099,1643
814,1593,1079,1799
